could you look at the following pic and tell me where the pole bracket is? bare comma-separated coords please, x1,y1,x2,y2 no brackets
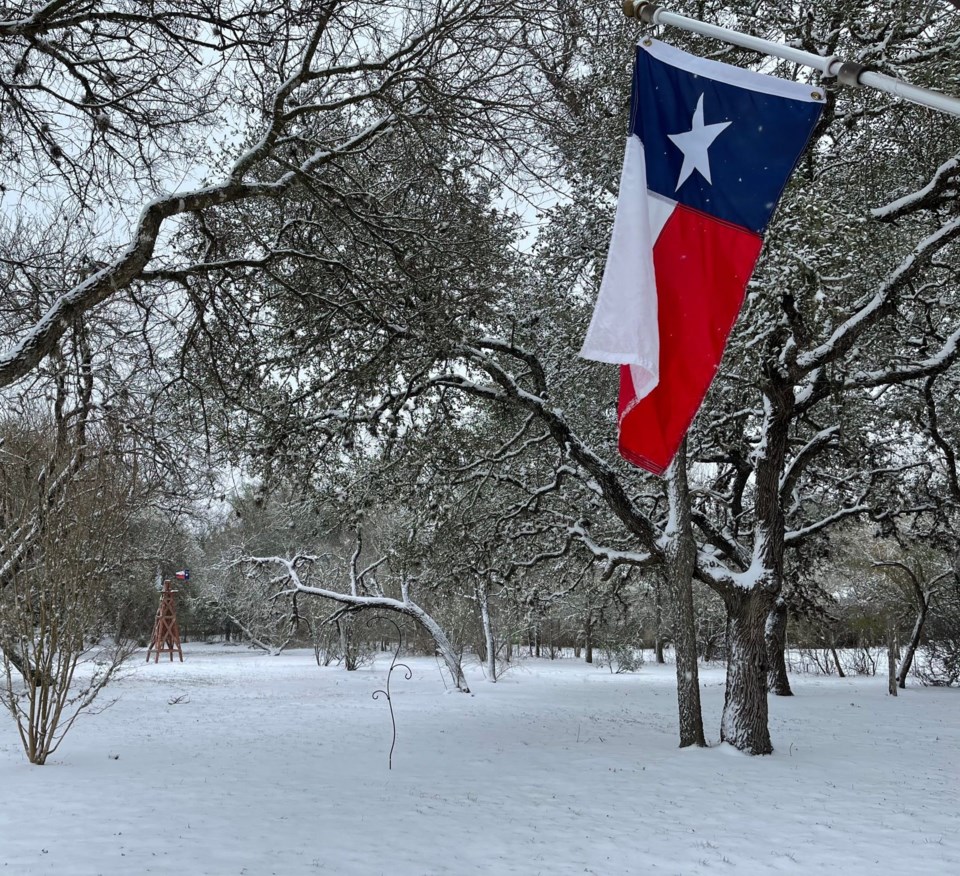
638,3,660,25
625,2,661,23
837,61,869,88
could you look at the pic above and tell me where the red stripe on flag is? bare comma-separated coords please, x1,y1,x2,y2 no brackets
618,204,763,475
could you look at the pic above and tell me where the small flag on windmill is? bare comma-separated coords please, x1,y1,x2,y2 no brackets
175,569,190,581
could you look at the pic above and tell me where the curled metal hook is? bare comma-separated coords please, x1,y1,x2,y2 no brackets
369,615,411,770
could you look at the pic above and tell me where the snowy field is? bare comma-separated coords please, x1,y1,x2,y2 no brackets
1,644,958,876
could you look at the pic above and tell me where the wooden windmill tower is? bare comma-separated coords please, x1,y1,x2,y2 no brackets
146,578,184,662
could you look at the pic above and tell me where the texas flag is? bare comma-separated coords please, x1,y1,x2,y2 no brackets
581,39,823,475
175,569,190,581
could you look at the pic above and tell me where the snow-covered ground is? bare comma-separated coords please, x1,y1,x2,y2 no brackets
1,644,957,875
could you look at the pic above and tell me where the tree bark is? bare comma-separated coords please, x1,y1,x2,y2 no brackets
887,618,898,696
716,373,791,754
874,562,949,690
830,644,846,678
765,599,793,696
897,594,930,689
584,610,593,664
411,607,470,693
338,618,356,671
477,583,497,682
654,577,666,664
664,441,707,748
721,588,775,755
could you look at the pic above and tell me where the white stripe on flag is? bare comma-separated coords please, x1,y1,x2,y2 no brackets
580,136,676,403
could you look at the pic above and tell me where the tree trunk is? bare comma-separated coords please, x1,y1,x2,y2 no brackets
584,611,593,664
716,375,792,754
400,604,470,693
887,618,898,696
664,441,707,748
765,599,793,696
721,588,775,755
654,577,666,664
477,583,497,683
829,644,846,678
338,618,357,671
897,594,930,689
701,632,718,663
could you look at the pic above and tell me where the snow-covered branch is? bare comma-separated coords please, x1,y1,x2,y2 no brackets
567,520,655,577
841,325,960,390
0,181,274,387
784,504,870,546
795,216,960,375
872,154,960,221
923,375,960,502
242,553,470,692
0,0,525,389
780,426,841,505
689,512,749,572
452,340,664,560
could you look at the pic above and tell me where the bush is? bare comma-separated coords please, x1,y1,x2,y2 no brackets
914,583,960,686
0,440,139,764
599,642,645,674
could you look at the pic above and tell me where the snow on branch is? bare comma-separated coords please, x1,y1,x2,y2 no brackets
780,426,841,503
795,215,960,374
496,465,577,524
872,155,960,221
784,503,870,546
922,375,960,502
0,0,514,389
240,552,470,693
842,325,960,390
689,511,749,572
567,520,655,578
452,339,664,560
443,414,550,474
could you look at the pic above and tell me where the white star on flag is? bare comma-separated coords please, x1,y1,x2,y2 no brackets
667,94,731,190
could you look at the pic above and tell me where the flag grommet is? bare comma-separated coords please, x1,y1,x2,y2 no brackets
811,91,823,100
642,37,653,47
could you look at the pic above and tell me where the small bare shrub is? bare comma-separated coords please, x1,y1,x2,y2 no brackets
0,437,139,765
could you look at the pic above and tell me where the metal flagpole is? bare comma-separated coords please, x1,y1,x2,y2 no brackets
623,1,960,118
